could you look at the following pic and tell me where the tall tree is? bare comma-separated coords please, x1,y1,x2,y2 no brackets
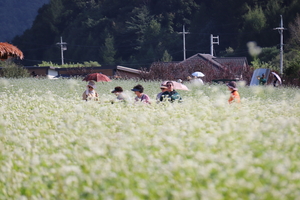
101,34,116,65
10,0,300,68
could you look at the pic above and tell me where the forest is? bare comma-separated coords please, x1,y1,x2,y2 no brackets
10,0,300,76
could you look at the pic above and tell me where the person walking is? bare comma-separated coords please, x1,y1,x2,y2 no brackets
227,81,240,103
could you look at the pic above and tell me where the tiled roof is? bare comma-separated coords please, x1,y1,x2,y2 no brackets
178,53,224,69
213,57,248,67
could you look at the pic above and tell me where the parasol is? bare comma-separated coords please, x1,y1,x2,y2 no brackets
192,71,205,77
82,73,111,82
271,72,282,85
161,81,189,91
0,42,24,60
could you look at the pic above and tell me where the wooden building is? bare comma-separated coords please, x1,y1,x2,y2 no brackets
21,65,142,79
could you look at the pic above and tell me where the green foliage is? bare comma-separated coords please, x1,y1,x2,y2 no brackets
101,34,116,65
251,58,274,70
0,61,29,78
9,0,300,69
258,47,279,63
161,50,172,62
83,61,100,67
226,47,234,54
243,5,266,32
38,61,100,68
220,47,236,57
37,61,59,67
285,51,300,77
288,13,300,50
126,6,154,50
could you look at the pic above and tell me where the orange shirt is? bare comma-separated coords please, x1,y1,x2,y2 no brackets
228,90,240,103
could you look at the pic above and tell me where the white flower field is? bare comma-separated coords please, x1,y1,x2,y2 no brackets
0,78,300,199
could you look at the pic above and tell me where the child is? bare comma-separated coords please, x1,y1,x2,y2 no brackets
227,81,240,103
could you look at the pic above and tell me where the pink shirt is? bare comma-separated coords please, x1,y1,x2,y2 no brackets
135,94,151,104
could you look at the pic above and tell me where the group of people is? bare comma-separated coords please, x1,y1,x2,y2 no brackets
83,80,240,104
82,81,182,104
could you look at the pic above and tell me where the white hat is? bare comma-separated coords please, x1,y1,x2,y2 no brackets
87,81,96,89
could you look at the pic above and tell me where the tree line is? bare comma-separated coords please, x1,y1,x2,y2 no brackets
11,0,300,77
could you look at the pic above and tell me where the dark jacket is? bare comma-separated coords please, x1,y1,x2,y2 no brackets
160,90,182,102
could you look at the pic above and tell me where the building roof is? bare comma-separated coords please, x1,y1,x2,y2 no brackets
213,57,248,67
117,65,141,74
178,53,224,70
24,66,56,70
176,53,249,70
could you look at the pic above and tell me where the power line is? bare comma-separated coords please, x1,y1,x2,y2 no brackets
178,25,190,60
56,36,67,65
273,15,286,75
210,34,219,56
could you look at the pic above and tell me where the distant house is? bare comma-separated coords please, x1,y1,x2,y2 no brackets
55,66,115,78
22,65,142,79
24,66,58,78
115,65,141,79
213,57,248,79
178,53,224,70
178,53,248,79
148,53,249,82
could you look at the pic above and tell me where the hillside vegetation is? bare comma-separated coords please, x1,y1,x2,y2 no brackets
11,0,300,76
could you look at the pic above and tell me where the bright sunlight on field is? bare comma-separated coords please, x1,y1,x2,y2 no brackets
0,78,300,199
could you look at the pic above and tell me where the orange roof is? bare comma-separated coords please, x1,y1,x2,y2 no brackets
0,42,24,60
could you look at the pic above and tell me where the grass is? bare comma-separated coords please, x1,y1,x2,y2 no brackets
0,77,299,199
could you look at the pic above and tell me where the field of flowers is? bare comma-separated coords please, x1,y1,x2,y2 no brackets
0,77,300,199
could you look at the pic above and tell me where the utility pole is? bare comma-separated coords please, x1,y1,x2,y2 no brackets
210,34,219,56
178,25,190,60
56,36,67,65
273,15,286,75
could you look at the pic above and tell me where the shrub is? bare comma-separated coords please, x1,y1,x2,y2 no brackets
0,61,29,78
38,61,101,68
140,60,254,84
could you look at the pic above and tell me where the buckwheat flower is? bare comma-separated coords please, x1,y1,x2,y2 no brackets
51,153,67,161
274,164,287,175
65,175,78,185
60,165,81,174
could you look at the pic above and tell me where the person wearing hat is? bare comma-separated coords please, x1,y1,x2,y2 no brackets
111,86,127,103
82,81,99,101
227,81,240,103
131,84,151,104
160,81,182,102
156,84,168,101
